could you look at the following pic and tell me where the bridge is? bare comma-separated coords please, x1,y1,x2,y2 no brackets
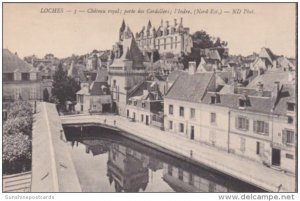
31,102,295,192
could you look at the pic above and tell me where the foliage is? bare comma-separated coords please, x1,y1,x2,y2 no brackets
3,133,31,163
192,31,228,49
3,133,31,174
3,101,33,174
7,101,32,120
3,117,32,137
51,63,80,110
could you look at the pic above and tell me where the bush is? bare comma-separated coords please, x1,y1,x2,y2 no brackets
3,133,31,174
3,117,32,137
7,101,33,119
2,101,33,175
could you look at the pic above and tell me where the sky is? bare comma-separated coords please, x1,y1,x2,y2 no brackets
3,3,296,59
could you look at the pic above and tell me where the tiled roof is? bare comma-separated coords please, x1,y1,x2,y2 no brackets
273,84,296,115
3,49,34,73
89,82,110,96
202,92,274,114
128,81,163,100
165,72,214,103
247,71,294,90
167,70,183,82
119,36,144,69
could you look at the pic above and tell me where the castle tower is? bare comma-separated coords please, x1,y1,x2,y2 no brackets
109,24,148,116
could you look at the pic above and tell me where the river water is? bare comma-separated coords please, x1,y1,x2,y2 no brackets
64,126,264,193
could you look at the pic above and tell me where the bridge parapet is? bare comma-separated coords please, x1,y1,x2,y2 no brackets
31,102,81,192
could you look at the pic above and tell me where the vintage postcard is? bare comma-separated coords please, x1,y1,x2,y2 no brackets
2,2,297,197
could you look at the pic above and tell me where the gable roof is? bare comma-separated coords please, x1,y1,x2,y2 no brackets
3,49,34,73
165,72,214,103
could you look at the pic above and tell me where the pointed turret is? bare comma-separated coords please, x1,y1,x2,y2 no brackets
119,19,126,41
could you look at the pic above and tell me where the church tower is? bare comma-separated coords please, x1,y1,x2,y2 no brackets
109,23,148,116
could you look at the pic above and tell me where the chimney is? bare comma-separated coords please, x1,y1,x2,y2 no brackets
87,75,92,92
188,61,196,75
257,82,264,96
174,19,177,26
166,20,169,27
143,89,148,96
272,81,280,98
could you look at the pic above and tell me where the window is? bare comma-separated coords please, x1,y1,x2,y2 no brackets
179,123,184,133
287,102,295,112
81,105,83,112
188,173,194,186
30,88,36,100
164,38,166,50
179,106,184,117
168,165,172,176
190,108,195,119
175,36,177,48
21,73,30,81
141,114,144,122
211,96,216,104
236,116,249,130
169,105,173,115
287,116,293,124
256,142,260,155
253,120,269,135
286,154,294,159
171,37,173,49
240,137,245,152
3,73,14,81
256,142,264,155
169,121,173,130
134,101,137,106
239,99,247,108
210,113,216,124
113,80,116,87
142,102,146,108
178,169,183,181
282,130,294,145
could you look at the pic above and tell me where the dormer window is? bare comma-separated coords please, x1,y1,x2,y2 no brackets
128,100,132,105
239,99,247,109
134,101,137,106
210,94,220,104
142,102,146,108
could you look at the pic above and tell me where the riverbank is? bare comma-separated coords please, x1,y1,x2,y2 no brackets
61,113,296,192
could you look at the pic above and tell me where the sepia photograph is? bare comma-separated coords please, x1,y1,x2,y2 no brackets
1,1,297,197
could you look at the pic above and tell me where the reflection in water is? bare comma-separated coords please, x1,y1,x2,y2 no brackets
64,126,264,192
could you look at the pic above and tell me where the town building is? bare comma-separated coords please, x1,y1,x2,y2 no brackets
164,62,296,174
75,68,112,113
135,18,193,56
3,49,53,105
126,80,164,129
108,23,148,116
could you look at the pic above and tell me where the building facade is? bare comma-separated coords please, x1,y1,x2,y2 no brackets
135,18,193,55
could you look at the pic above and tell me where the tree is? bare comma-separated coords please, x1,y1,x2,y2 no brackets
3,117,32,137
51,63,80,111
192,31,227,49
7,101,32,120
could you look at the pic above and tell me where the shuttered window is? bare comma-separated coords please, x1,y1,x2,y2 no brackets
282,130,294,145
253,120,269,135
235,116,249,131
